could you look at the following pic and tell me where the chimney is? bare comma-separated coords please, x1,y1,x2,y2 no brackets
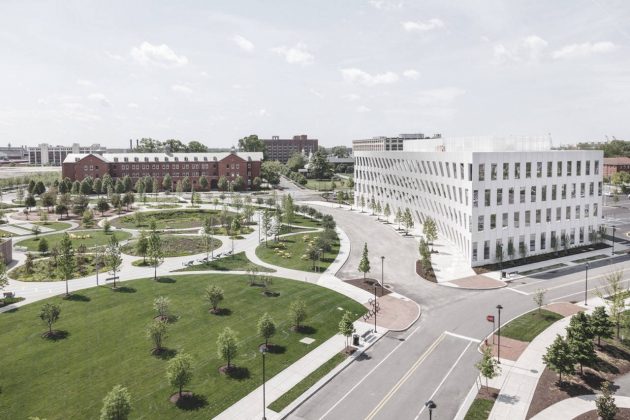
129,139,133,150
136,139,139,148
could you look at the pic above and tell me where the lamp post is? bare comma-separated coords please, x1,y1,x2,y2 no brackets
496,304,503,364
584,262,590,306
425,400,437,420
258,211,261,243
612,225,617,256
260,347,267,420
373,283,378,334
381,255,385,288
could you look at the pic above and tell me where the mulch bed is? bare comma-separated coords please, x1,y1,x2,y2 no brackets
169,391,193,404
416,259,437,282
477,386,499,402
573,407,630,419
526,340,630,419
344,278,391,297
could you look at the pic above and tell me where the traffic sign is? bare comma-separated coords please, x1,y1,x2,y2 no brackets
486,315,495,323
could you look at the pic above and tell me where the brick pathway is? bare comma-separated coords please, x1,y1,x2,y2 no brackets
361,293,420,331
448,274,507,290
482,335,529,362
544,302,583,317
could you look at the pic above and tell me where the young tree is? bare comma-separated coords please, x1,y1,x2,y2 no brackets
358,242,371,280
107,234,123,288
99,385,132,420
162,173,173,192
82,209,95,228
39,302,61,337
205,284,224,314
24,252,35,274
383,203,391,221
0,260,8,291
257,312,276,350
289,299,307,330
217,327,238,370
566,312,596,375
542,334,575,383
218,176,228,191
476,347,501,389
339,310,355,350
57,233,75,296
147,231,163,281
93,178,103,196
154,296,170,321
395,207,402,230
596,381,618,420
32,224,41,239
38,237,49,254
262,210,272,246
25,194,36,211
146,319,168,353
590,306,614,346
359,195,365,212
402,208,414,235
423,217,438,244
199,175,209,191
597,270,627,339
166,353,194,400
103,219,112,234
533,289,546,313
136,231,149,263
16,186,24,204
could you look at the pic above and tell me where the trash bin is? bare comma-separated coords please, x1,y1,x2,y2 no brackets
352,334,360,346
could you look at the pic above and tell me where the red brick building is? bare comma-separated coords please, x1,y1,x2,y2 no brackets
603,157,630,178
262,134,318,163
62,150,263,190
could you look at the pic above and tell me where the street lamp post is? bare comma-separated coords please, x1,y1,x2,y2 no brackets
425,400,437,420
381,256,385,288
373,283,378,334
584,262,590,306
260,347,267,420
496,304,503,364
612,225,617,256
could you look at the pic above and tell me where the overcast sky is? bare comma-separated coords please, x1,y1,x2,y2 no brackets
0,0,628,148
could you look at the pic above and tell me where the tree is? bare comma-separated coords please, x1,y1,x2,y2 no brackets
423,217,438,244
590,306,614,346
597,270,627,339
596,381,618,420
135,137,162,152
261,161,283,186
146,319,168,353
257,313,276,350
93,178,103,196
166,353,194,400
182,176,191,192
283,194,295,228
566,312,596,374
533,289,546,313
339,310,355,350
383,203,391,221
0,260,8,291
476,347,501,389
99,384,132,420
233,175,245,191
24,194,36,211
310,150,331,179
107,234,123,288
230,217,241,238
238,134,266,155
217,327,238,370
39,302,61,336
32,224,41,239
205,284,224,313
38,237,49,254
82,209,95,228
358,242,371,279
122,192,134,211
114,179,124,194
402,208,414,235
289,299,307,330
147,231,164,281
96,198,110,216
27,179,36,194
34,180,46,195
217,176,229,191
262,210,272,246
72,194,89,216
152,178,159,196
80,179,92,195
136,231,149,263
187,140,208,152
199,175,209,191
252,177,262,190
175,180,183,196
287,152,306,172
24,252,35,274
543,334,575,383
162,174,173,192
41,191,56,211
163,138,186,152
16,187,24,204
395,207,402,229
57,233,75,296
103,219,112,234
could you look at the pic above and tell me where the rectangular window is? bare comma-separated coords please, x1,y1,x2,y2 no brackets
566,206,571,220
525,210,531,227
531,186,536,203
542,185,547,201
576,161,581,176
586,161,591,175
472,243,477,262
484,241,490,260
571,183,576,199
526,162,532,178
514,162,521,179
547,161,553,177
561,184,567,199
575,205,580,219
541,232,546,250
503,163,509,180
552,185,557,200
497,188,503,205
530,234,536,252
491,164,497,180
502,212,508,228
594,203,598,216
485,189,491,207
520,187,526,203
546,208,551,222
557,161,562,176
537,162,542,178
479,164,485,181
536,209,541,223
490,214,496,229
580,183,585,198
567,161,572,176
509,187,514,204
589,182,594,196
478,215,484,232
595,160,599,175
514,212,520,228
473,190,478,208
585,204,589,218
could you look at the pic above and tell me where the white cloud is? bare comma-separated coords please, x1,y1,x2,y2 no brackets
493,35,548,64
356,105,371,113
522,35,548,60
127,102,139,109
233,35,254,52
414,87,466,106
76,79,95,87
87,92,112,107
402,18,444,32
131,42,188,67
171,84,193,94
105,51,123,61
369,0,403,10
403,69,420,79
340,68,399,86
258,108,268,117
341,93,361,101
552,41,617,60
272,43,314,65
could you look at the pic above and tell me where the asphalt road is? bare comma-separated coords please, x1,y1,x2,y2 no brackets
283,193,630,420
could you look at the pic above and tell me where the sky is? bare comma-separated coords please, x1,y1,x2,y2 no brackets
0,0,629,148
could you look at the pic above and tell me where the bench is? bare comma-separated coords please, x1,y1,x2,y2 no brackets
3,292,15,299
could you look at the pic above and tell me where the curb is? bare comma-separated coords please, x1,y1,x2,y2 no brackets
439,281,508,291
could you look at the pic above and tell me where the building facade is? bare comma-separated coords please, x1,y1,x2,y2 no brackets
262,135,318,163
62,150,263,190
354,135,603,267
603,157,630,178
29,143,130,166
352,133,441,152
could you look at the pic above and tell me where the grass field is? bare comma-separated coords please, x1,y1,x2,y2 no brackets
256,232,340,272
34,221,72,231
9,254,111,281
122,235,221,258
500,309,564,342
17,230,132,252
288,214,322,229
0,274,366,419
176,252,274,272
111,209,234,230
464,398,494,420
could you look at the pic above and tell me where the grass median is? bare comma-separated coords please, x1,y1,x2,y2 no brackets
500,309,563,342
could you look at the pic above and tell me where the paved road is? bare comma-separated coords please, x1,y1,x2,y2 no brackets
287,200,630,420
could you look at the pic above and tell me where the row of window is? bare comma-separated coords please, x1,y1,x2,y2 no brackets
477,160,599,181
473,182,602,207
476,204,598,232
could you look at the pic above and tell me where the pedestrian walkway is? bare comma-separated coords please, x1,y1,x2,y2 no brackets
530,395,630,419
215,321,384,420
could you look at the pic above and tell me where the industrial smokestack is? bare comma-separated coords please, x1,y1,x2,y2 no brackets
129,139,133,150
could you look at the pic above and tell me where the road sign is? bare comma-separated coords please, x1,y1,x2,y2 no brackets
486,315,495,323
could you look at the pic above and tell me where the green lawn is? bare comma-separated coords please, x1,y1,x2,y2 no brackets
111,209,235,230
122,235,222,258
0,274,366,419
287,214,322,228
9,254,111,281
500,309,564,342
256,232,340,272
268,352,346,412
17,230,132,251
35,221,72,231
464,398,494,420
175,252,274,272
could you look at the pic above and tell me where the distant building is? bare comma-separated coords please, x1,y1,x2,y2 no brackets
62,149,262,190
28,143,130,166
0,238,12,264
603,157,630,177
261,135,318,163
353,133,441,152
0,144,28,162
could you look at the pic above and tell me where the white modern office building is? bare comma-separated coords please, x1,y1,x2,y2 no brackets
353,135,604,267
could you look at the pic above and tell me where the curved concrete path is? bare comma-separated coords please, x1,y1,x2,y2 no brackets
531,394,630,419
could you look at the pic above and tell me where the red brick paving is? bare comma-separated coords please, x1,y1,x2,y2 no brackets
362,294,420,331
481,335,529,361
544,302,583,317
450,275,507,289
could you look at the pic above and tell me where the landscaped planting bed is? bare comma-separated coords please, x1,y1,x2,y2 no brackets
255,232,340,272
175,252,274,272
0,274,366,419
17,230,131,251
9,254,111,281
122,235,222,258
111,209,234,230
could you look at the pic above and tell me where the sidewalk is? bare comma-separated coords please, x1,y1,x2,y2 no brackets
531,395,630,419
214,321,384,420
